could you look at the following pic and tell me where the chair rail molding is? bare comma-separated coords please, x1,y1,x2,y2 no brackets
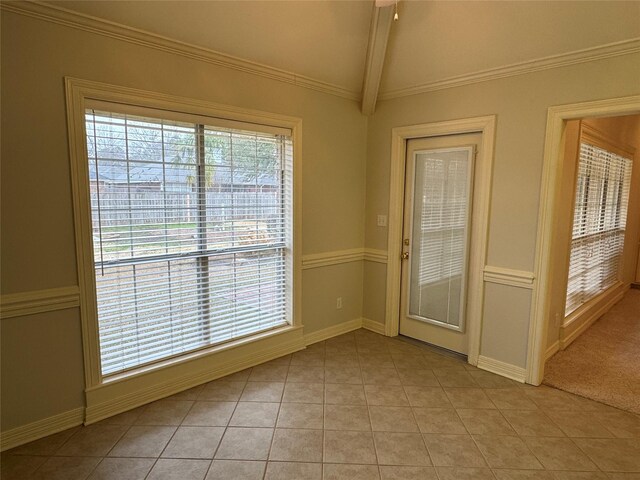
483,266,535,289
1,286,80,319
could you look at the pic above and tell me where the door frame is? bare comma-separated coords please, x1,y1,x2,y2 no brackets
385,115,497,366
526,94,640,385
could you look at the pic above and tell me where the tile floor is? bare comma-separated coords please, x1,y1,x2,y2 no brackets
3,329,640,479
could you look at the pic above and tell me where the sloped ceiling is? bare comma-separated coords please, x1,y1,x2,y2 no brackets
48,0,640,100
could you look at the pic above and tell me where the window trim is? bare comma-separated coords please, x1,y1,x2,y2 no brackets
65,78,302,406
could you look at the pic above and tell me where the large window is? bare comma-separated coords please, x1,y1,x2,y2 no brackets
85,107,293,376
565,138,632,316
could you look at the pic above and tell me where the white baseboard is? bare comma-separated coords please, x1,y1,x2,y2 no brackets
545,340,560,361
477,355,527,383
85,335,305,424
361,318,386,335
304,318,363,345
560,284,627,349
0,407,85,452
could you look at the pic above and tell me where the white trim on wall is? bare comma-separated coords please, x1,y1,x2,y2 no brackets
302,248,388,269
0,407,85,452
379,38,640,100
483,266,535,290
385,115,497,367
304,318,364,345
528,94,640,385
0,1,360,101
477,356,527,383
0,287,80,319
362,317,386,335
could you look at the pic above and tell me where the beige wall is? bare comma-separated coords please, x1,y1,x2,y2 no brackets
0,11,367,431
363,53,640,369
546,115,640,349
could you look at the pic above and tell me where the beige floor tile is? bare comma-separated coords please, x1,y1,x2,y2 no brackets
248,364,289,382
218,369,252,383
214,427,274,461
8,427,80,455
604,473,640,479
240,382,284,402
324,430,377,464
434,369,478,388
522,436,597,471
436,467,496,479
422,434,486,467
88,457,155,480
277,403,323,429
362,367,402,385
264,461,322,480
369,406,419,432
290,350,325,366
199,382,245,401
282,383,324,404
182,401,236,426
269,428,323,462
373,432,431,466
412,408,467,434
32,456,101,480
134,400,194,425
325,384,367,405
324,353,359,367
456,409,515,435
523,387,581,411
323,463,381,479
55,425,128,457
596,411,640,438
359,354,395,368
161,426,224,459
573,438,640,472
287,365,325,383
324,367,363,384
404,386,451,408
365,385,409,406
550,472,609,479
205,460,265,480
98,407,146,426
484,389,538,410
168,385,205,401
230,402,280,427
109,426,176,457
546,411,614,438
444,388,496,409
397,369,439,387
0,454,48,480
500,410,565,437
472,435,543,469
391,354,431,370
492,470,555,479
379,465,438,479
468,371,520,388
324,405,371,431
147,458,210,480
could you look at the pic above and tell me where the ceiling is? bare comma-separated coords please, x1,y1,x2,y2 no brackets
50,0,640,97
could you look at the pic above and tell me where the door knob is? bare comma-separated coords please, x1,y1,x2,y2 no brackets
401,252,409,260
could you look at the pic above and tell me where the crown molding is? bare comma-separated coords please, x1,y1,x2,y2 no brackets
379,38,640,101
1,1,361,102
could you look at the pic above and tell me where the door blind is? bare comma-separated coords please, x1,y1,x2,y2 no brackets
86,109,293,376
565,141,632,316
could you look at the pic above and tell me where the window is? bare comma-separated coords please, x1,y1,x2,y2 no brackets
565,138,632,316
85,107,293,376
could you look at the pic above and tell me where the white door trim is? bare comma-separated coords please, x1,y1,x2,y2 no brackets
527,94,640,385
385,115,497,366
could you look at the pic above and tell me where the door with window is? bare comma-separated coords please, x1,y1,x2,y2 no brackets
399,133,480,354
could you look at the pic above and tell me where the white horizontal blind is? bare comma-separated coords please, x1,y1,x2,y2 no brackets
86,109,292,376
409,148,473,328
565,141,632,316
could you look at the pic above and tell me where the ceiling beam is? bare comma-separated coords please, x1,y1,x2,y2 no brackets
361,5,394,115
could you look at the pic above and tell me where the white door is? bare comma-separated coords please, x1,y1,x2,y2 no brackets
399,133,481,355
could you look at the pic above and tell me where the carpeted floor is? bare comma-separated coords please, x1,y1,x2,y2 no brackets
544,288,640,414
